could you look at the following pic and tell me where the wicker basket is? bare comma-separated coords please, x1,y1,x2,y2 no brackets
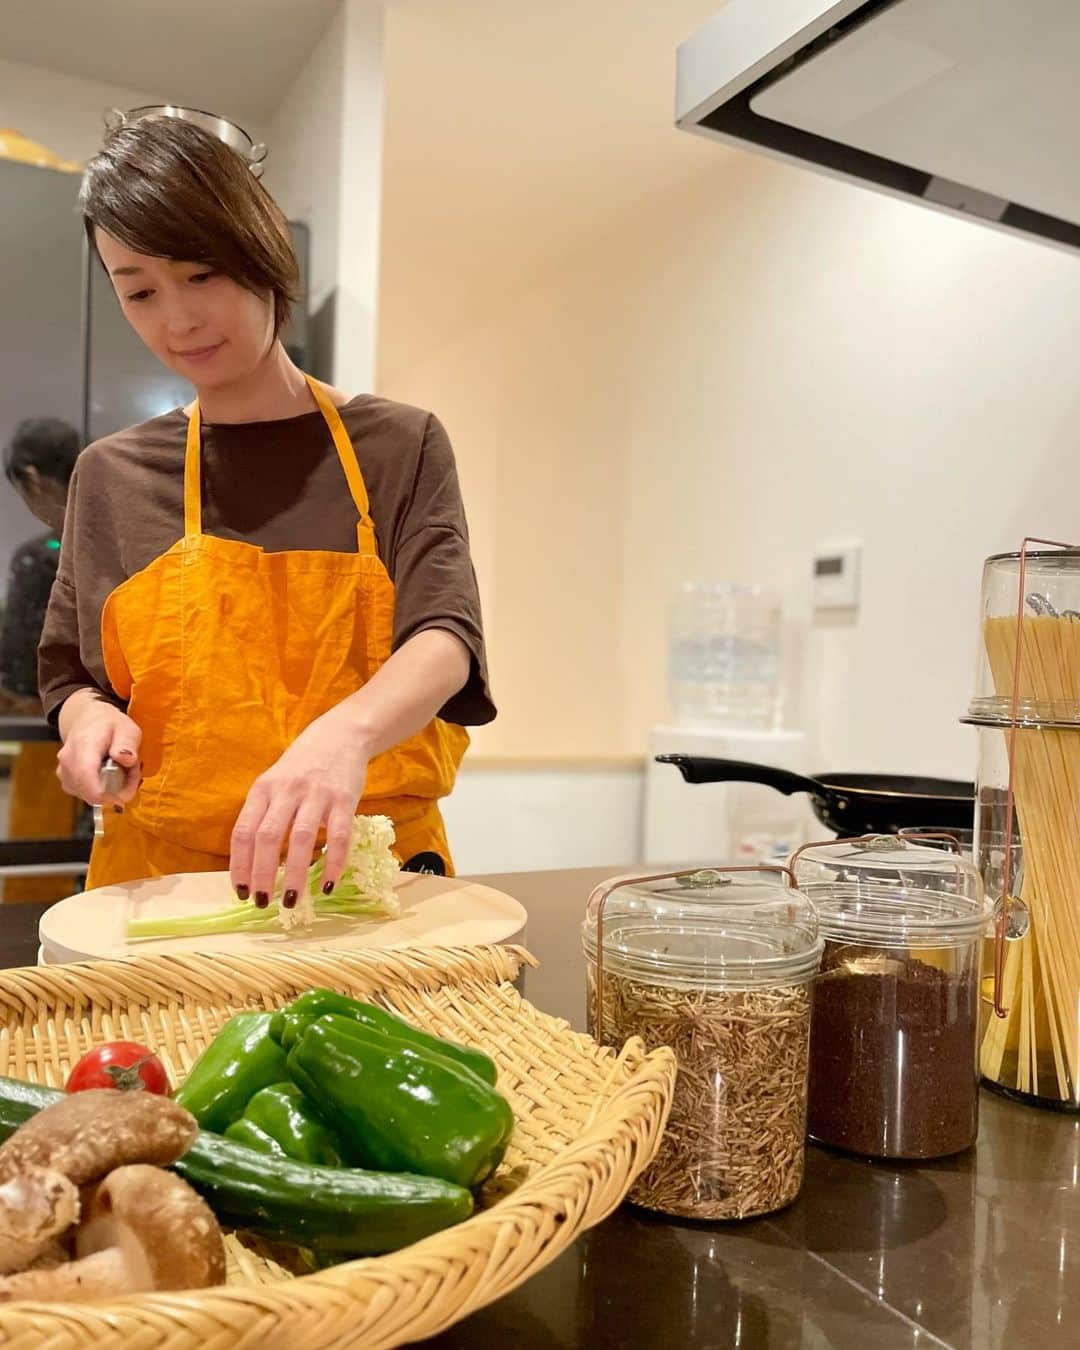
0,943,675,1348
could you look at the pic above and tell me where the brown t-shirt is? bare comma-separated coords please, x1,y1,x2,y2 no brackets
38,395,495,728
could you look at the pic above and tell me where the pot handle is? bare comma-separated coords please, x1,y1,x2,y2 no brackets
656,754,821,797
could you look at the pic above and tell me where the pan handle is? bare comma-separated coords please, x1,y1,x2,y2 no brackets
656,755,821,797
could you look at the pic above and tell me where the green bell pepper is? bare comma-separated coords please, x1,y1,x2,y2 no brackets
175,1011,289,1133
270,988,498,1085
235,1082,344,1166
287,1015,515,1188
225,1115,286,1156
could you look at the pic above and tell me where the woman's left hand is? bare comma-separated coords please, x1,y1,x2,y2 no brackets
229,712,370,908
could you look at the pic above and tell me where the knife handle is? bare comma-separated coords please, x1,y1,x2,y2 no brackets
93,757,125,837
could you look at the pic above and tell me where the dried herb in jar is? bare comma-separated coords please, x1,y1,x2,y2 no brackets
807,944,979,1159
589,969,811,1220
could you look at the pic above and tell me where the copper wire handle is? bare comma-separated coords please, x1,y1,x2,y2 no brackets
789,833,910,873
996,537,1079,1017
590,863,797,1044
901,831,963,852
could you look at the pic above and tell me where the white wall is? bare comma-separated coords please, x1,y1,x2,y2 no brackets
263,0,383,394
443,762,644,875
0,56,162,165
264,9,346,381
332,0,384,394
613,155,1080,779
380,149,1080,783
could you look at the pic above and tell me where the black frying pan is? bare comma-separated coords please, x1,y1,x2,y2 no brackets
657,755,975,837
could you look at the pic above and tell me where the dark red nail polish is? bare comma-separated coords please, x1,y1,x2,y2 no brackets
236,884,250,901
284,889,298,909
323,881,335,895
255,891,269,909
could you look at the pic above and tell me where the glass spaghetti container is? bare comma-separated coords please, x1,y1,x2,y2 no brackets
582,866,822,1219
964,545,1080,1110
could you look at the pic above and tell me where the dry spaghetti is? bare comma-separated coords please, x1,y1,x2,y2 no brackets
981,613,1080,1105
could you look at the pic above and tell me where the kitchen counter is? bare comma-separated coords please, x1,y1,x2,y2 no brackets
0,715,58,743
2,867,1076,1348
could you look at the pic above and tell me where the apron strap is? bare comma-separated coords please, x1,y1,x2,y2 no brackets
183,376,378,554
183,400,204,538
305,375,378,556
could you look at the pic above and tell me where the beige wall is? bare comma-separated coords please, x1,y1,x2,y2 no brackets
379,137,1080,776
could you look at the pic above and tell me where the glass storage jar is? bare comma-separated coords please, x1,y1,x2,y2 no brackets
582,865,822,1220
793,836,990,1159
967,715,1079,1104
963,546,1080,1110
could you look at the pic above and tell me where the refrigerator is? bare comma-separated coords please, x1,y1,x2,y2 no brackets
0,160,84,588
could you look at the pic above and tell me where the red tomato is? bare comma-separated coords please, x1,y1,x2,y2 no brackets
65,1042,171,1096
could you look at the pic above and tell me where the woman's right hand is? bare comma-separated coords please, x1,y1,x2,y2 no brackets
56,691,142,806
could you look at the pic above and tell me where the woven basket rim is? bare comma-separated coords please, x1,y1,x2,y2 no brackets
0,942,537,1014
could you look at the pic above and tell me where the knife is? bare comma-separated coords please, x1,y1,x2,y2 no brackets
92,757,125,837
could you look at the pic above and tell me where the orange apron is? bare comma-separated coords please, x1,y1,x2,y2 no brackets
86,376,468,889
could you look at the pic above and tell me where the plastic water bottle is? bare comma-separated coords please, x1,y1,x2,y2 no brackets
668,583,782,729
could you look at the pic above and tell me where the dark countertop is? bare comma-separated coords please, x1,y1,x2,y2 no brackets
0,716,58,743
4,866,1077,1348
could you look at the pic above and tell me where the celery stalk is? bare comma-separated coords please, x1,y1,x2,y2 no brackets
125,814,401,942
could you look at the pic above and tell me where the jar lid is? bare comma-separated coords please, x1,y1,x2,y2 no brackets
964,698,1080,728
792,837,990,947
582,868,823,990
972,549,1080,727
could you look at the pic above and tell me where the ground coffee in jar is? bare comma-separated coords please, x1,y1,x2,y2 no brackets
808,944,979,1157
793,837,990,1161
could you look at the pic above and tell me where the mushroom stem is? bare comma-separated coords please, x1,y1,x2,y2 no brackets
0,1246,139,1303
76,1166,226,1294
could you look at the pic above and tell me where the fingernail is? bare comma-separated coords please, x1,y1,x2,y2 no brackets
236,884,250,901
283,889,298,909
255,891,269,909
322,881,335,896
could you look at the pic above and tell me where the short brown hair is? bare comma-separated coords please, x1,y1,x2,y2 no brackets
80,116,299,335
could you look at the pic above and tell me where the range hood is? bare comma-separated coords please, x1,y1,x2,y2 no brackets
676,0,1080,252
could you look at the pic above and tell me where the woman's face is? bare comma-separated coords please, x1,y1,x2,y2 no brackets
94,229,275,390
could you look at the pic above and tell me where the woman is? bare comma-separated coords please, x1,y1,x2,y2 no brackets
39,112,494,905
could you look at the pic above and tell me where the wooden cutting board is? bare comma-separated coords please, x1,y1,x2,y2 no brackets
38,871,528,964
